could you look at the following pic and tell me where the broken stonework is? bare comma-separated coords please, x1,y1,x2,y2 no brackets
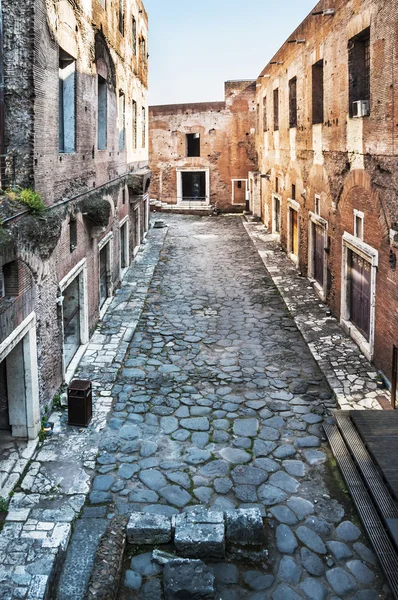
127,513,172,545
163,559,215,600
174,510,225,559
225,508,264,546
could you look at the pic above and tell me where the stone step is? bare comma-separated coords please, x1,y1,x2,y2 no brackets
56,517,108,600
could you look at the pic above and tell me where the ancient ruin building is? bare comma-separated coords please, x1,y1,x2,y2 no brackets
0,0,150,439
149,81,258,213
254,0,398,385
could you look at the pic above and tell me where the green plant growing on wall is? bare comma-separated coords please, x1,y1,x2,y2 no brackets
20,189,45,214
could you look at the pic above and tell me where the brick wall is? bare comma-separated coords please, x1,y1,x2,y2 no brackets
0,0,150,414
255,0,398,381
149,81,257,212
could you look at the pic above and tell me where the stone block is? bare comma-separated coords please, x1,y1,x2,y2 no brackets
174,511,225,558
127,513,171,545
224,508,264,546
163,559,215,600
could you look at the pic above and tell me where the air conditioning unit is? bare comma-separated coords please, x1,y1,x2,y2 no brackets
352,100,370,118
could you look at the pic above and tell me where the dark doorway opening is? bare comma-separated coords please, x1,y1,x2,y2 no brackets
63,276,81,366
99,244,109,308
313,224,324,287
0,360,10,431
182,172,206,202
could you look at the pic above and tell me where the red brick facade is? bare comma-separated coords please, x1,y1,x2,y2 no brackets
0,0,150,421
149,81,257,213
255,0,398,382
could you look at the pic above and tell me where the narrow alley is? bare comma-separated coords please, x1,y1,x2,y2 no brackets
60,215,388,599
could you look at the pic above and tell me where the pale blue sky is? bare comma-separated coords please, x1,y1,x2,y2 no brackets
145,0,317,106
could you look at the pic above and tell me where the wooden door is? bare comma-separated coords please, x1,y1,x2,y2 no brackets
314,224,324,287
290,209,298,255
349,250,371,340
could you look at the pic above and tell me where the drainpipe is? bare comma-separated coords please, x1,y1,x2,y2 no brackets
0,0,5,189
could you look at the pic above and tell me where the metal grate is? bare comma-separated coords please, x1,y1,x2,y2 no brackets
336,413,398,518
324,422,398,599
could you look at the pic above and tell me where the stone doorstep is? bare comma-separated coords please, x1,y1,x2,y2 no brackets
126,508,264,561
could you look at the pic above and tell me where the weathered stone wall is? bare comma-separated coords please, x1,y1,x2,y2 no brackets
149,80,257,212
255,0,398,381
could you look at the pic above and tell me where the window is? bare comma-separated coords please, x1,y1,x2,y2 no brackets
59,49,76,153
122,188,126,205
256,103,260,131
97,75,107,150
312,60,324,124
291,184,296,200
348,28,370,117
263,96,267,132
315,194,321,215
354,210,364,240
132,17,137,55
118,0,124,35
273,88,279,131
140,38,147,70
275,177,279,194
132,100,137,149
142,106,146,148
289,77,297,128
186,133,200,157
237,181,242,189
2,262,19,297
119,92,125,150
69,219,77,252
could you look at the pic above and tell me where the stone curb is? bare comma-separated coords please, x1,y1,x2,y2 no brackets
85,516,128,600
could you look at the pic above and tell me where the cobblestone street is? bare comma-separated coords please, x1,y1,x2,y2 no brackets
85,215,387,599
0,215,390,599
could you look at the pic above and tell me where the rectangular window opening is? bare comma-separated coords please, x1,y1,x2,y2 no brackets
59,49,76,153
119,92,125,150
275,177,279,194
315,194,321,215
132,17,137,55
97,75,107,150
348,27,371,117
291,184,296,200
118,0,124,35
312,60,324,124
142,106,146,148
186,133,200,157
289,77,297,129
69,219,77,252
354,213,364,240
263,96,267,132
273,88,279,131
132,100,137,150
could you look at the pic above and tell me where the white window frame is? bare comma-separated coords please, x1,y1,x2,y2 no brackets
272,193,282,235
231,179,248,205
308,212,328,301
354,209,364,240
119,215,130,280
340,232,378,361
0,312,40,439
58,258,89,383
287,198,300,265
176,167,210,207
98,232,114,320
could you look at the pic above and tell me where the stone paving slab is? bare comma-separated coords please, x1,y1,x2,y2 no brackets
243,221,388,412
0,225,168,600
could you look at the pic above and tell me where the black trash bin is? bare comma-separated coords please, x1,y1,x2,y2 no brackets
67,380,92,427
